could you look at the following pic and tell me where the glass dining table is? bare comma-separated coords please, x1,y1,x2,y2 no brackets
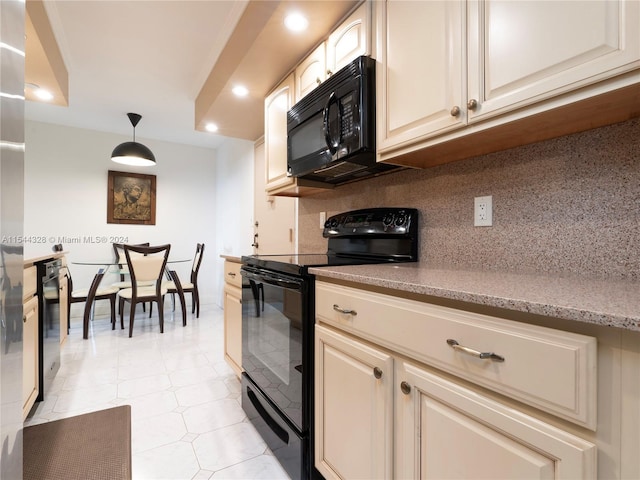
71,258,191,330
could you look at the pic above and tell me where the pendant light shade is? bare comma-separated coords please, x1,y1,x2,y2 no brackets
111,113,156,166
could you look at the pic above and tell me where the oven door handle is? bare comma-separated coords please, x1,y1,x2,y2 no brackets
242,270,303,291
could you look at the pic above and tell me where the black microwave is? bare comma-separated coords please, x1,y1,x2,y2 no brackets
287,55,399,185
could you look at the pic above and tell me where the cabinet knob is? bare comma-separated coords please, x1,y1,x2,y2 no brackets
326,69,333,76
23,315,27,324
400,381,411,395
450,105,461,117
467,98,478,110
373,367,383,379
316,77,322,85
227,272,236,277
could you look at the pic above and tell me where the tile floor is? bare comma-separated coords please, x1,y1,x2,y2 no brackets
25,302,291,480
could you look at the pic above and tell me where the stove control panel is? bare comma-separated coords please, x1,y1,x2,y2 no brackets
323,208,418,237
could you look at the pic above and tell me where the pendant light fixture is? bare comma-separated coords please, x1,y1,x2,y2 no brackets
111,113,156,166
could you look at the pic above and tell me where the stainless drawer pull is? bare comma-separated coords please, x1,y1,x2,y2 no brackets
446,339,505,362
333,304,357,316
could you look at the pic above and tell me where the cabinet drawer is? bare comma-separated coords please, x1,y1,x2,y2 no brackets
23,265,37,300
224,261,242,288
316,281,597,429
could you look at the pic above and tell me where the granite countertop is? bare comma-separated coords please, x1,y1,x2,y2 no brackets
220,254,243,263
309,263,640,332
24,251,67,267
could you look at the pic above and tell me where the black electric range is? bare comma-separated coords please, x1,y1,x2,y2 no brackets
240,208,419,480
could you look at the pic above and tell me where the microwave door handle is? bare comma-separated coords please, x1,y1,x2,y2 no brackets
323,91,340,155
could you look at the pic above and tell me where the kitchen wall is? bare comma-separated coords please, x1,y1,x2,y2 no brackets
299,118,640,281
24,121,254,313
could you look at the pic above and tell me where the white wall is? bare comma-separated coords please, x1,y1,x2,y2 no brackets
24,120,254,313
214,138,255,305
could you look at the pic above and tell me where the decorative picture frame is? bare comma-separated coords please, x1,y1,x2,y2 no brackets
107,170,156,225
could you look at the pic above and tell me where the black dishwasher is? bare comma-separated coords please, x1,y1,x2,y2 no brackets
37,259,62,401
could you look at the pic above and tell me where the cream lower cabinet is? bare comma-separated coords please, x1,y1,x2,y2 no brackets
23,296,39,419
315,279,597,480
395,360,596,479
223,259,242,377
315,325,393,479
23,265,39,419
59,265,69,345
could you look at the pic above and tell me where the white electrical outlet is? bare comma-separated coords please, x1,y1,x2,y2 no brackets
474,196,493,227
320,211,326,229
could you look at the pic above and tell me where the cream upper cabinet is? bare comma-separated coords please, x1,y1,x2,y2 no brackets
295,43,326,102
295,2,370,103
326,2,370,75
376,0,465,152
467,0,640,123
396,359,596,479
315,324,393,480
377,0,640,157
265,73,295,193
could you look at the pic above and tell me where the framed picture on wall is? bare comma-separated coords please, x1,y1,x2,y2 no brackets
107,170,156,225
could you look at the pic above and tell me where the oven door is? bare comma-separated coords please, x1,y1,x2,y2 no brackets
241,266,308,432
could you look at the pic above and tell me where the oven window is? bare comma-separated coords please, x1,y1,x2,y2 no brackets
242,276,304,429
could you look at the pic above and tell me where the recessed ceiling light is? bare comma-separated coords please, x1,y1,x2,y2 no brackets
35,88,53,101
284,12,308,32
205,123,219,133
232,85,249,97
24,82,53,101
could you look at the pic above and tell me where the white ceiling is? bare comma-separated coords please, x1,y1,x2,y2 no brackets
25,0,249,150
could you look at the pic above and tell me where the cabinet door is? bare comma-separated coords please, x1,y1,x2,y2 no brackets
23,295,39,419
295,43,326,102
377,0,465,154
396,360,597,479
326,2,370,74
223,284,242,378
467,0,640,122
315,325,393,480
265,73,295,192
59,270,68,344
252,138,296,254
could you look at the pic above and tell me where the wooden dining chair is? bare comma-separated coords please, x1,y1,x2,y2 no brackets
68,268,119,339
118,244,170,337
111,242,149,287
164,243,205,318
112,242,152,312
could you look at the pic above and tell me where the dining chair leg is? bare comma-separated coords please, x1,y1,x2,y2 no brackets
82,300,93,340
110,296,116,330
190,287,200,318
119,297,125,326
169,270,187,326
158,300,164,333
128,301,135,338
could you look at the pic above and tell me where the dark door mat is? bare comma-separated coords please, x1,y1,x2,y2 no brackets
23,405,132,480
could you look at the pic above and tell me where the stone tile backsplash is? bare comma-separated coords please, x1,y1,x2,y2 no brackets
298,118,640,280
